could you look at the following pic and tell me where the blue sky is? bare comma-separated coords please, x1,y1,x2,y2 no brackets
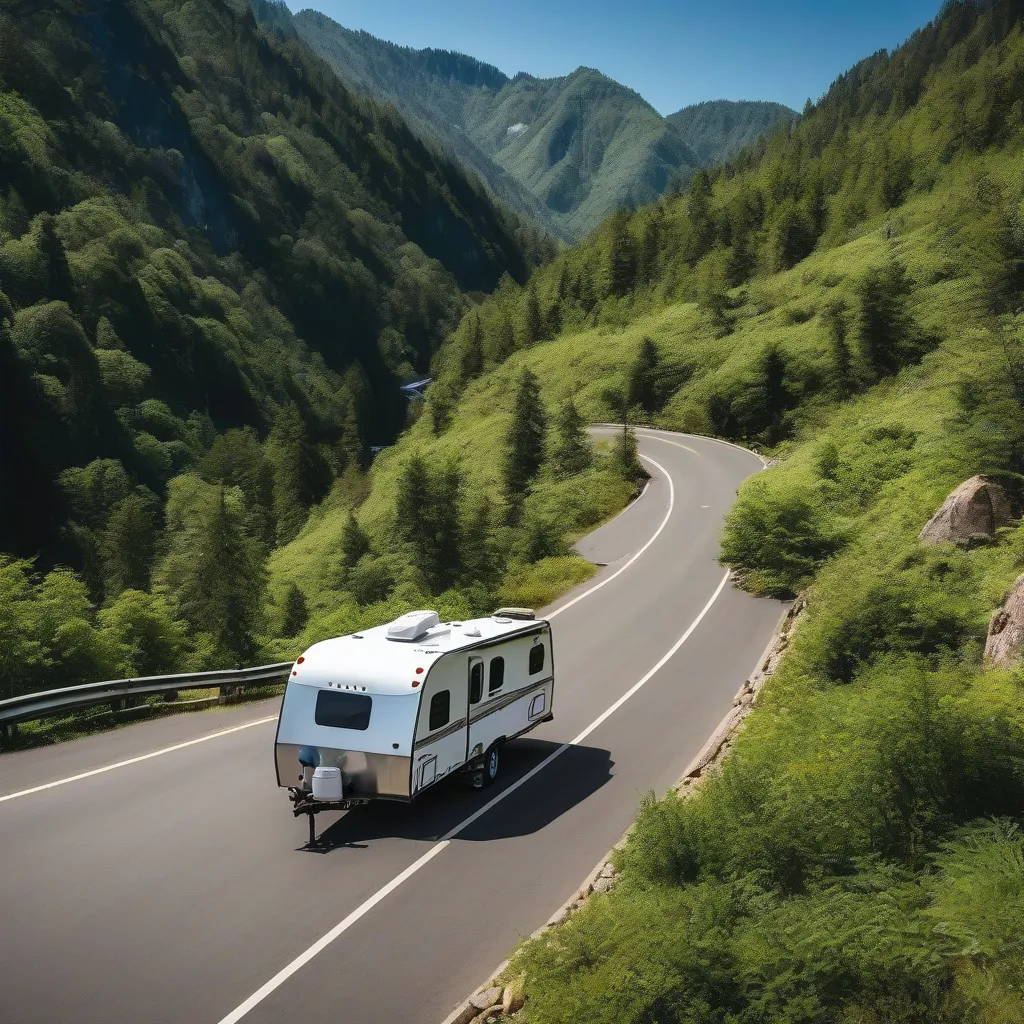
284,1,942,114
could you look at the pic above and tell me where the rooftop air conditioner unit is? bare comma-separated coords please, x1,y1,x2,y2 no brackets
386,610,440,641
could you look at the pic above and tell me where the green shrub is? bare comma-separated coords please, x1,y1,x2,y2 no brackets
721,476,841,596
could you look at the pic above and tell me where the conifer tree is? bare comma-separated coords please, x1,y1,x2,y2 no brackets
101,492,158,597
856,259,917,377
521,282,543,346
821,299,854,391
340,511,371,571
281,582,308,636
551,398,593,479
611,425,645,483
461,496,500,593
268,403,326,544
427,462,463,590
395,453,432,573
503,369,547,504
606,211,638,297
461,313,484,379
160,484,266,665
627,337,661,415
491,312,516,363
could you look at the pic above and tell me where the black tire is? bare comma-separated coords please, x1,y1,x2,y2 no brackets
481,743,501,787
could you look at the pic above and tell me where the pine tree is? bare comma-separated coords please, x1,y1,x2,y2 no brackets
551,398,593,479
461,496,500,592
490,312,516,363
521,282,543,346
394,456,462,592
281,582,308,636
686,169,716,262
461,313,484,379
395,453,432,571
611,425,645,483
101,492,157,597
607,211,638,297
821,299,854,392
503,368,548,503
627,337,661,415
340,512,371,571
337,402,363,474
426,461,463,590
638,211,662,285
856,259,917,377
268,403,326,544
162,485,267,665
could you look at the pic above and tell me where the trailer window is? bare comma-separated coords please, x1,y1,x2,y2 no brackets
469,661,484,704
314,689,372,731
488,656,505,694
529,643,545,675
429,690,450,730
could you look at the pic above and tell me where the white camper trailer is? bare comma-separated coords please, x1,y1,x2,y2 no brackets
275,608,554,839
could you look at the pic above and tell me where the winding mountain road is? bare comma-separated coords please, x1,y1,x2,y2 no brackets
0,428,785,1024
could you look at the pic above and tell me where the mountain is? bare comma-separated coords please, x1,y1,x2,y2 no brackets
0,0,548,619
291,11,710,239
667,98,799,165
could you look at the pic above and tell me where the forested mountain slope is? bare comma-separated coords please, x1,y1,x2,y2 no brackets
667,98,799,165
0,0,552,690
291,10,792,239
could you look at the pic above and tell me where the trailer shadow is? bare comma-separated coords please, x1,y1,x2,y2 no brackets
305,738,613,853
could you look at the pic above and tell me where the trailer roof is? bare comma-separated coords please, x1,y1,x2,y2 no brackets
289,612,548,696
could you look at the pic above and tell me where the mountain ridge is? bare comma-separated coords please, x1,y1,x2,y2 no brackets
289,9,796,238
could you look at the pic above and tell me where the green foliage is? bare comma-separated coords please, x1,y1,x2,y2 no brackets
721,477,840,596
156,478,267,666
856,259,936,378
626,336,660,415
550,399,593,479
503,368,548,505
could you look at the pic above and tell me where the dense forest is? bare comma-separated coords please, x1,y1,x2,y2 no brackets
666,98,799,166
0,0,561,695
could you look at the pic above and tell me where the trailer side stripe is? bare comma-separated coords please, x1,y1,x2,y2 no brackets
467,676,552,726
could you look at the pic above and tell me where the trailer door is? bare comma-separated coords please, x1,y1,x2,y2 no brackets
466,656,484,760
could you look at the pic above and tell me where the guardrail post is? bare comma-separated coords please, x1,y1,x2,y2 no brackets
1,722,17,747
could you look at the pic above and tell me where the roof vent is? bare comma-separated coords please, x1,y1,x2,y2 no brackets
493,607,535,621
386,610,440,642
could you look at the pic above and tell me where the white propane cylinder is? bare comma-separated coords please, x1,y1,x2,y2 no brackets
311,766,343,801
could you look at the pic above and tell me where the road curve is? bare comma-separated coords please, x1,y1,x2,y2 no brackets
0,429,785,1024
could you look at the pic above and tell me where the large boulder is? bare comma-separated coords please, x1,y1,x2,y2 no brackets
985,574,1024,667
918,475,1012,547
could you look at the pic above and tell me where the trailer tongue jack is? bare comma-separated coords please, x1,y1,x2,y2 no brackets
289,788,366,846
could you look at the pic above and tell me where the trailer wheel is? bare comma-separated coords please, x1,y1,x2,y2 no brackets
481,744,500,787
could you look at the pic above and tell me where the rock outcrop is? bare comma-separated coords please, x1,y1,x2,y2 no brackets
918,476,1012,548
985,573,1024,666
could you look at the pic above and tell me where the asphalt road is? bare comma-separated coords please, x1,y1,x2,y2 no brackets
0,429,786,1024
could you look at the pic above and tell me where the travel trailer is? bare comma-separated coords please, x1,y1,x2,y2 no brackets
275,608,555,840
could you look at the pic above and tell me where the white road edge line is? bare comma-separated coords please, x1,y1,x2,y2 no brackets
214,564,732,1024
547,452,673,620
0,716,278,804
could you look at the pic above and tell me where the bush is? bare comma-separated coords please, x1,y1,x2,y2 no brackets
721,476,840,596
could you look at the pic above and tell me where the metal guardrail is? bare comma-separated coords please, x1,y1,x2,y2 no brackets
0,662,293,737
